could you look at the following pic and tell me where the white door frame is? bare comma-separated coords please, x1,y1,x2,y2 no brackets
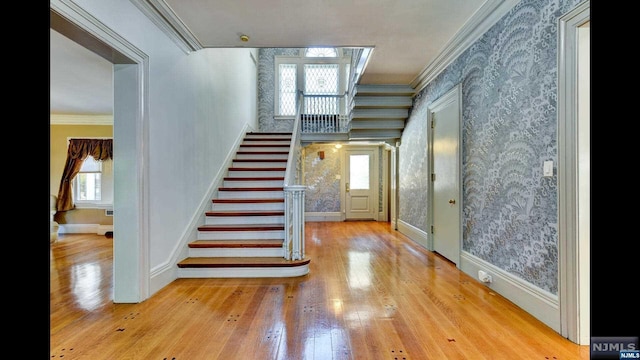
51,1,151,302
343,145,379,220
557,0,590,345
427,84,462,265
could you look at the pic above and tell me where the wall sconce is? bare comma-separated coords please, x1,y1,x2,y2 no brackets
318,151,325,160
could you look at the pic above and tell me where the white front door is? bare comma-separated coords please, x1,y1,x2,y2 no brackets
345,147,378,220
429,85,462,265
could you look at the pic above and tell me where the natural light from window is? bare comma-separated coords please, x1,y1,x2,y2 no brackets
305,47,337,57
74,155,102,201
275,47,349,117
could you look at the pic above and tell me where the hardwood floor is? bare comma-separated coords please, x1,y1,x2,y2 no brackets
50,221,590,359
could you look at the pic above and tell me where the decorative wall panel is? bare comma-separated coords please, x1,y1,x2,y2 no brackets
303,144,341,212
398,0,582,294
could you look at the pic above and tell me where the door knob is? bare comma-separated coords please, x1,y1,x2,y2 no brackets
346,182,350,192
448,199,456,204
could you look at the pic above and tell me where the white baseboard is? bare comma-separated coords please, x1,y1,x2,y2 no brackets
58,223,113,235
305,212,343,222
459,252,560,332
97,225,114,235
397,219,429,249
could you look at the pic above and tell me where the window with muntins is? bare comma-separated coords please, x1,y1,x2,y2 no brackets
275,48,350,117
74,155,103,202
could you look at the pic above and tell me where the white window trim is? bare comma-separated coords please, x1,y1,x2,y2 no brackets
274,49,351,118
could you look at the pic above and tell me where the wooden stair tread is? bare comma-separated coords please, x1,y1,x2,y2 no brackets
223,177,284,180
212,198,284,203
240,144,290,147
189,240,283,248
247,132,292,135
237,151,289,154
228,167,286,171
177,257,311,268
206,211,284,216
198,224,285,231
233,159,287,162
219,187,283,191
243,138,291,141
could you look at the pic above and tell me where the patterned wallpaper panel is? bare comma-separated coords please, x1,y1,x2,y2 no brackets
303,144,341,212
398,0,582,295
257,48,299,132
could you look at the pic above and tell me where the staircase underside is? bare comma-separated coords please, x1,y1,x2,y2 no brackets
301,84,415,144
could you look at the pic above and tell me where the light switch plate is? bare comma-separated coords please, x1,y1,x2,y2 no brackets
543,160,553,177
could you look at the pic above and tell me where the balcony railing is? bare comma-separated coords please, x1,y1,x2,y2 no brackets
299,93,350,134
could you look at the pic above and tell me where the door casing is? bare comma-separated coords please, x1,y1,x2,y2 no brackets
428,84,462,266
343,146,379,221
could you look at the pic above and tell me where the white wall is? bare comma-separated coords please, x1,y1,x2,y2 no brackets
70,0,258,298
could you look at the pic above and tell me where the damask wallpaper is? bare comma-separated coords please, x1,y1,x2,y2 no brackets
399,0,582,294
303,144,341,212
257,48,299,132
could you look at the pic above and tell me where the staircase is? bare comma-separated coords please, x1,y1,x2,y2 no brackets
177,132,310,278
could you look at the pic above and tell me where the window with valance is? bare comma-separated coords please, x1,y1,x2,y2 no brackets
56,138,113,211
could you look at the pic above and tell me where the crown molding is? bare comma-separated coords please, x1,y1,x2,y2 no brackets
129,0,203,53
410,0,521,92
50,114,114,125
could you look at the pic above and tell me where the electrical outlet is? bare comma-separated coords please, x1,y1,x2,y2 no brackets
478,270,492,283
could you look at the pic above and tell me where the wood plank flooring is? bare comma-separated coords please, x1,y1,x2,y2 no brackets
50,221,590,359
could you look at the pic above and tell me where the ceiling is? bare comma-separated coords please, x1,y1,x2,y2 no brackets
50,29,114,116
50,0,496,116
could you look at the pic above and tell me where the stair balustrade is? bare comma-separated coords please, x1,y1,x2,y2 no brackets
283,95,307,260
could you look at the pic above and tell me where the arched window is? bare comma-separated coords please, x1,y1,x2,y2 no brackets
305,47,337,57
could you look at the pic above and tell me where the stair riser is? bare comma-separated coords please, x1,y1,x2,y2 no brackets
242,141,291,146
353,96,413,108
188,248,284,257
217,191,284,199
244,135,292,139
223,180,284,187
235,154,288,160
205,215,284,225
211,202,285,211
352,108,408,118
228,170,285,177
178,266,309,278
231,161,287,168
239,146,290,152
197,230,284,240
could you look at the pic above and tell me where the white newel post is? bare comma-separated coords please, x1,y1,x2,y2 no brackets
284,185,306,260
